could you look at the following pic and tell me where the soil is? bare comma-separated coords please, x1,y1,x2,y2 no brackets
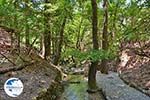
0,28,11,54
116,41,150,96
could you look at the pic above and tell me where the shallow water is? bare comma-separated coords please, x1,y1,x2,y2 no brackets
60,75,105,100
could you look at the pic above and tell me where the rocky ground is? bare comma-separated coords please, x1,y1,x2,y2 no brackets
97,72,150,100
117,41,150,96
0,27,63,100
0,26,150,100
0,52,64,100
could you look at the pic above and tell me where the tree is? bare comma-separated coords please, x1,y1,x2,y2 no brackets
54,17,67,65
87,0,99,92
14,0,20,50
100,0,109,74
24,0,30,47
43,0,51,59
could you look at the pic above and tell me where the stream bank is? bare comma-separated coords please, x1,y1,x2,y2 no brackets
60,75,105,100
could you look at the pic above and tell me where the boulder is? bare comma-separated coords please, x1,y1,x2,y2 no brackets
0,52,64,100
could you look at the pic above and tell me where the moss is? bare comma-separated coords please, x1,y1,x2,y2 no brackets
0,50,64,100
36,81,64,100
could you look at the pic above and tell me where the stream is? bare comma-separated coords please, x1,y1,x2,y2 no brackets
60,75,105,100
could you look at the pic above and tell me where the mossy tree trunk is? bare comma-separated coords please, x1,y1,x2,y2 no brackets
43,0,51,59
100,0,109,74
54,17,67,65
88,0,99,91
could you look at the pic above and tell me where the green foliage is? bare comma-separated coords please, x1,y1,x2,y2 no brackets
63,49,116,62
0,0,149,65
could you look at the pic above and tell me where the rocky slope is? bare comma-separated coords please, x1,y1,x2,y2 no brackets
0,27,64,100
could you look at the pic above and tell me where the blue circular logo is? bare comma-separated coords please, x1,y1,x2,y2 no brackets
4,78,24,97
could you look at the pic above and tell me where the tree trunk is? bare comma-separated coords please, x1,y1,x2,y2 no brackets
76,18,83,50
100,0,109,74
25,20,29,47
88,0,99,92
13,0,20,51
24,0,30,47
52,36,55,56
43,0,51,59
54,17,67,65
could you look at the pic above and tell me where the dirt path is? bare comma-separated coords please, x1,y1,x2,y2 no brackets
96,72,150,100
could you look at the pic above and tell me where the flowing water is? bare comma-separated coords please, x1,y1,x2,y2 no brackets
60,75,105,100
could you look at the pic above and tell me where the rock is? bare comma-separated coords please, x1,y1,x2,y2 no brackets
0,53,64,100
96,72,150,100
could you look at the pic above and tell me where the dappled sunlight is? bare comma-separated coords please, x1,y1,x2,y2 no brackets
0,0,150,99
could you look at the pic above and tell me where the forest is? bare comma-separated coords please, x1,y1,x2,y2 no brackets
0,0,150,100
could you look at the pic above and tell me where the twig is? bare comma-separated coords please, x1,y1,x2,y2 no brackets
0,52,16,66
16,52,28,62
28,36,39,54
137,41,150,58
